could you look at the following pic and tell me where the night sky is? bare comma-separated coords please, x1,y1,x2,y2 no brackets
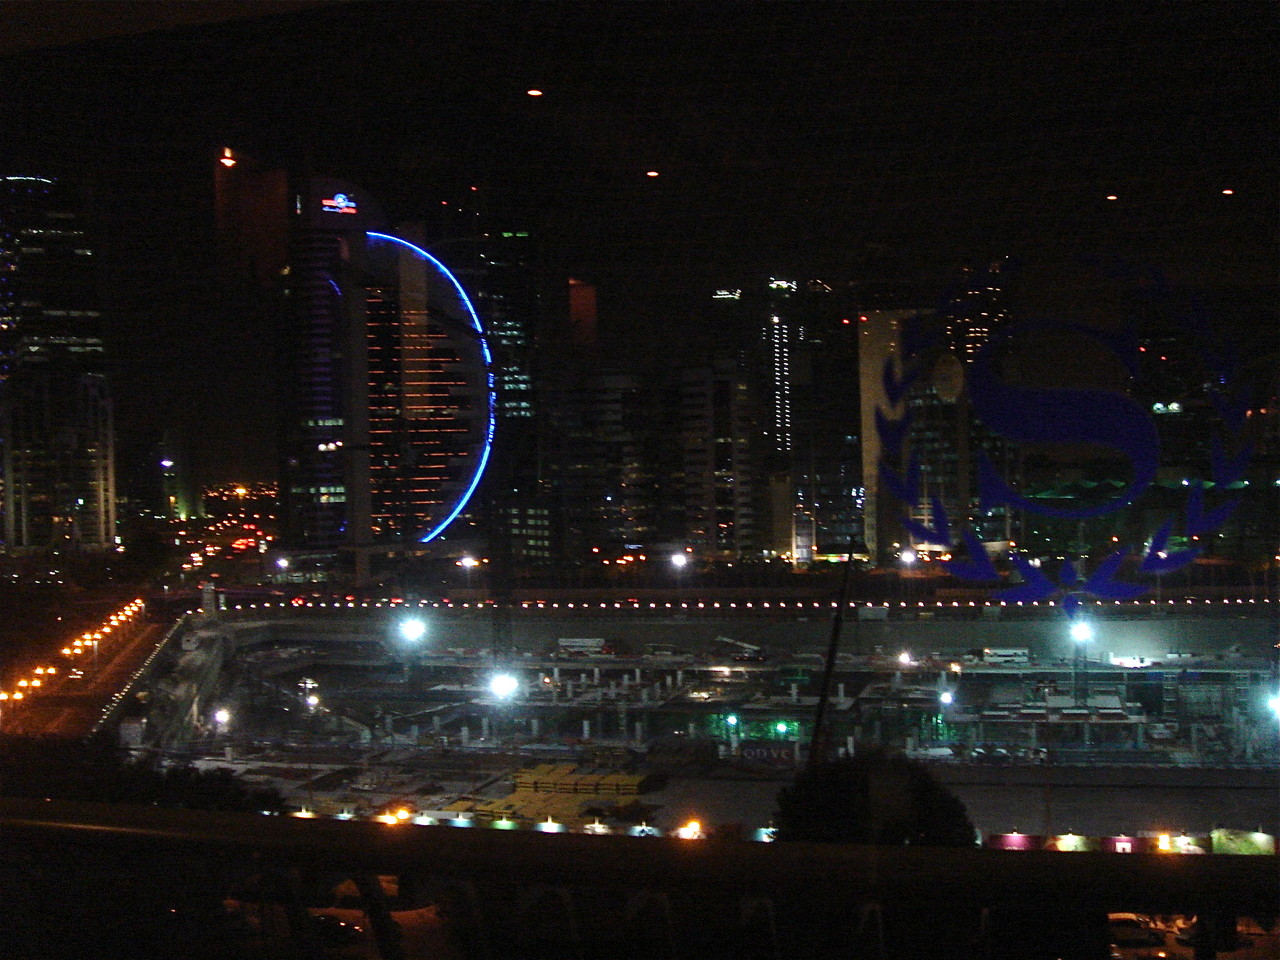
0,1,1273,485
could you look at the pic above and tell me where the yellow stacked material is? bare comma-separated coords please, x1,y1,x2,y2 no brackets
613,774,644,795
574,775,604,794
444,798,475,812
595,773,623,794
513,763,553,791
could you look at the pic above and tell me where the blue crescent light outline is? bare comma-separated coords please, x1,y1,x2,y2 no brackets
365,231,497,545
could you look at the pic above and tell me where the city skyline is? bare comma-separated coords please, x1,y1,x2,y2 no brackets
0,2,1273,491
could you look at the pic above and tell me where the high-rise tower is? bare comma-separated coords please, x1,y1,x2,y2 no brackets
0,176,115,553
276,178,495,579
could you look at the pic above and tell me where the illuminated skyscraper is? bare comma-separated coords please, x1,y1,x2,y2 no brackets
275,178,495,578
679,358,760,560
0,176,116,552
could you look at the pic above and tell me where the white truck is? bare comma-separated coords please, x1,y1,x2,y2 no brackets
556,637,612,657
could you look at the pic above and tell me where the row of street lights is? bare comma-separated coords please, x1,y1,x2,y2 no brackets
0,599,144,731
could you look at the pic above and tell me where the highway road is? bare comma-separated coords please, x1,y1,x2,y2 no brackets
2,620,165,739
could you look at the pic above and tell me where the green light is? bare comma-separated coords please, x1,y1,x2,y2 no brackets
776,721,789,734
725,714,738,727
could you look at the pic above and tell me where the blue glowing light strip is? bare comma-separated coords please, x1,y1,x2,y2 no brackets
365,232,496,544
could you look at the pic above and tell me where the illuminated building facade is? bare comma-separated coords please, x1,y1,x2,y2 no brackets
0,176,116,552
546,372,668,560
277,178,494,576
858,309,913,564
679,359,760,560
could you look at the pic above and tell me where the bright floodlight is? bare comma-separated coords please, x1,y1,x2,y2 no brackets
901,549,916,565
1269,693,1280,718
1070,621,1094,643
214,708,230,725
399,618,426,643
940,691,955,705
670,552,688,568
898,651,912,665
489,673,518,699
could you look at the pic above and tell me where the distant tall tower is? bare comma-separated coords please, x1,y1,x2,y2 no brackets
679,357,760,560
0,176,116,552
858,309,915,564
763,279,796,459
940,259,1011,358
276,178,495,577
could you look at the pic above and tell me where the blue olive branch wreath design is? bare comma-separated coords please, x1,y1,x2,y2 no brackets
877,260,1250,618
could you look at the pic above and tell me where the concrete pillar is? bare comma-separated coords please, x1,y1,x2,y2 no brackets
461,726,470,745
838,682,845,700
687,721,696,737
676,669,684,686
564,681,573,698
530,717,539,737
640,687,649,703
593,667,601,683
580,673,588,684
553,667,561,681
582,719,591,739
634,719,644,743
432,715,441,732
790,683,799,703
609,681,617,697
480,717,490,738
634,668,642,684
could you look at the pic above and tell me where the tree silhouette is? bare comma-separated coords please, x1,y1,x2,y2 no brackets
774,749,975,845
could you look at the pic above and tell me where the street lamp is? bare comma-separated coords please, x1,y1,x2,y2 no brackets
671,551,690,606
397,617,427,681
900,549,916,603
399,617,426,644
488,672,519,745
1070,620,1093,706
489,673,518,699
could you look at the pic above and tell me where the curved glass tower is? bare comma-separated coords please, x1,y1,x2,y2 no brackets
279,179,494,570
361,232,495,544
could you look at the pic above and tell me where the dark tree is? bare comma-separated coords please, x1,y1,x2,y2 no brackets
774,749,975,845
0,734,284,812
